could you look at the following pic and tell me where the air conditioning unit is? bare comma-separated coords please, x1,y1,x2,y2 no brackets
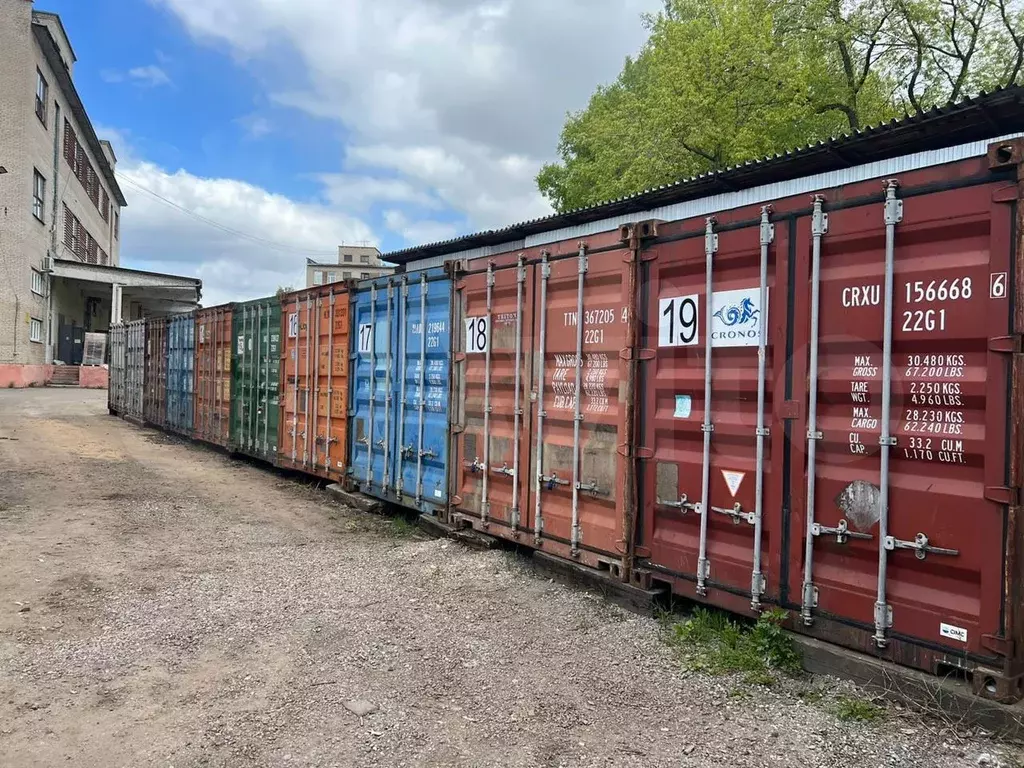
41,256,54,273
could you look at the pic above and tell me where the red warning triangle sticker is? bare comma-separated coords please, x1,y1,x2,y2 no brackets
721,470,745,498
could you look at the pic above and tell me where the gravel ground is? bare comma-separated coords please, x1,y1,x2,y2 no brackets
0,388,1020,768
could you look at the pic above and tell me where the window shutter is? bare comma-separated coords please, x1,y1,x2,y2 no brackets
63,120,74,164
63,203,73,249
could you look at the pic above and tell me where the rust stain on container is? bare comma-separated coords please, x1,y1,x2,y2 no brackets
278,283,352,482
194,304,233,449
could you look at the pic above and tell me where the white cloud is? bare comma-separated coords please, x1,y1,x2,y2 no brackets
318,174,440,212
383,209,459,245
235,113,273,139
102,64,172,87
115,158,374,306
154,0,659,241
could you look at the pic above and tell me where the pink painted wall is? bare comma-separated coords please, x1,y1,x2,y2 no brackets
0,365,53,388
0,365,108,389
78,367,108,389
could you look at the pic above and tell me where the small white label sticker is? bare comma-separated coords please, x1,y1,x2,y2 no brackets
433,489,443,499
199,324,206,344
721,470,745,498
236,336,244,355
940,622,968,643
674,395,692,418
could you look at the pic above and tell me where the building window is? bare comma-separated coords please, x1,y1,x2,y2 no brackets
343,253,352,263
29,318,43,343
35,69,48,124
31,269,44,296
343,271,352,279
313,270,323,285
361,272,370,279
32,170,45,221
101,190,110,223
360,254,369,264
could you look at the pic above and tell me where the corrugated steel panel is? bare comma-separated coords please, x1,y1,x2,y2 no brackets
166,312,195,436
143,317,168,429
230,296,281,462
107,319,145,421
194,304,233,448
347,269,453,514
635,148,1024,698
449,227,640,571
279,283,352,482
402,240,526,273
525,134,1024,247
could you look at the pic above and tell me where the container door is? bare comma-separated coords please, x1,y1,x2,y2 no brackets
452,259,532,533
789,182,1010,655
282,293,314,468
394,272,452,513
349,282,396,498
320,288,349,478
640,213,786,606
526,246,636,563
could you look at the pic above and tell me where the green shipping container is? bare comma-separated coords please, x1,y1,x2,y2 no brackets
230,296,282,462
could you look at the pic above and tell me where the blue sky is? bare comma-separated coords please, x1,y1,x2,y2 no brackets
40,0,657,305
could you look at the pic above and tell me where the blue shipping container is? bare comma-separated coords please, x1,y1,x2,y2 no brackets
348,269,452,514
166,312,196,436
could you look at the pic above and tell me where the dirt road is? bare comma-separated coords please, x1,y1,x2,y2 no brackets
0,389,1013,767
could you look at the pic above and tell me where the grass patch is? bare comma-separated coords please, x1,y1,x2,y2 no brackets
385,515,420,539
664,607,802,685
832,696,885,722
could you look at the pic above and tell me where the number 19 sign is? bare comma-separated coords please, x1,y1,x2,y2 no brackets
659,294,699,347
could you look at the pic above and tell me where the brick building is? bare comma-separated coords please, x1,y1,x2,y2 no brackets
0,2,200,384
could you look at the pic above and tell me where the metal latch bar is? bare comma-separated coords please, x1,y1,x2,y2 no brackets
884,532,959,560
811,518,873,545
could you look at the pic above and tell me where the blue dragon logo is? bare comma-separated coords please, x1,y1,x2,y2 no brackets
714,298,759,327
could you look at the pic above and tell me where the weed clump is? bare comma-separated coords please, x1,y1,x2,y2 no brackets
664,607,802,686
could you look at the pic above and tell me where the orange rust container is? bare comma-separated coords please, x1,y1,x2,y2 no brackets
278,283,352,481
193,304,234,448
449,227,641,576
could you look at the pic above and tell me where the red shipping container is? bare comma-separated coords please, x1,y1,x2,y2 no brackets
278,284,352,482
635,141,1024,701
194,304,233,448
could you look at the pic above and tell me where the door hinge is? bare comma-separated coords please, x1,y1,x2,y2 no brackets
990,335,1022,354
617,443,654,459
985,485,1019,505
982,633,1015,657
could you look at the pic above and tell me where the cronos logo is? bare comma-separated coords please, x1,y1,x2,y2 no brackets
710,288,766,348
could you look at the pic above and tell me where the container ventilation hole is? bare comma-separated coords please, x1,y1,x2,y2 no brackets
996,145,1015,164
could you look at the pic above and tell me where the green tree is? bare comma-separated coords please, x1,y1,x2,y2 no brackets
538,0,1023,212
275,285,294,300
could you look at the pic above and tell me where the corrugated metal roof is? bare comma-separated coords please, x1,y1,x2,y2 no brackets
386,86,1024,265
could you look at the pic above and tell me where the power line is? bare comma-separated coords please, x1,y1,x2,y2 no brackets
115,172,340,257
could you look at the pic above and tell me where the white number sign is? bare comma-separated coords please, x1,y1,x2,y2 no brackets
358,323,373,354
288,312,299,339
465,316,490,353
991,272,1008,299
658,294,699,347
